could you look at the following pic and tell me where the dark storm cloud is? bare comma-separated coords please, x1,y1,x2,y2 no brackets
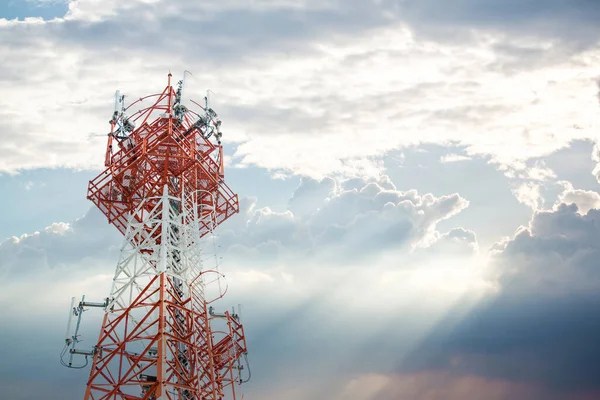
398,203,600,395
447,295,600,391
399,294,600,396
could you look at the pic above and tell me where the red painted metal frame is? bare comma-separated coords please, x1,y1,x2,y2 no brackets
84,273,248,400
88,76,238,240
83,75,246,400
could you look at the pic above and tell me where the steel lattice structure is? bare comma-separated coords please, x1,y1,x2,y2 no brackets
63,74,249,400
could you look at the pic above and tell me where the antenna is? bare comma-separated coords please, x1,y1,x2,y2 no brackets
65,297,75,342
174,70,193,122
180,70,192,102
113,90,120,114
66,73,250,399
61,295,107,369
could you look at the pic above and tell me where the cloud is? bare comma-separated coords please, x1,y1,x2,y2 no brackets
558,182,600,214
512,182,541,210
2,2,600,398
287,176,337,218
218,175,472,265
424,227,478,257
0,172,488,400
0,207,120,277
504,160,563,210
591,142,600,184
497,203,600,294
401,200,600,395
340,371,553,400
0,174,473,280
256,370,560,400
390,0,600,48
440,154,471,163
1,1,600,180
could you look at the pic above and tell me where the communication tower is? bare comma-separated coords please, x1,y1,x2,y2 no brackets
62,73,250,400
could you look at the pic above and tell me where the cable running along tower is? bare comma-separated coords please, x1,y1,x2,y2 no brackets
62,73,250,400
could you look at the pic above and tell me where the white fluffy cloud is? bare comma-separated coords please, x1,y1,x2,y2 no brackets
0,207,120,277
512,182,542,210
557,182,600,215
1,1,600,179
492,202,600,295
218,175,473,266
0,174,480,311
0,175,474,281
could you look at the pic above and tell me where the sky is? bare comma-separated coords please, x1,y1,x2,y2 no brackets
1,0,600,399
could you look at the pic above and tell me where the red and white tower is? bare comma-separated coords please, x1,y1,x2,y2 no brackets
63,73,250,400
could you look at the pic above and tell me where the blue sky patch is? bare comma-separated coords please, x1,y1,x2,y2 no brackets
0,0,67,21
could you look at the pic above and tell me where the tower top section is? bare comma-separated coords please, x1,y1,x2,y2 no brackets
87,73,239,240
